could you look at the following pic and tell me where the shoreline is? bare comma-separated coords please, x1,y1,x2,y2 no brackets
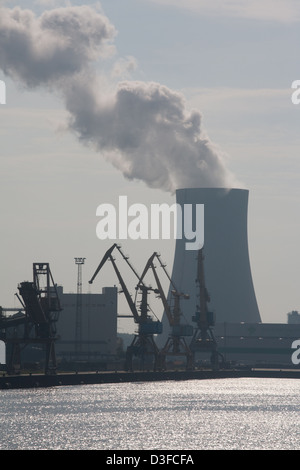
1,368,300,390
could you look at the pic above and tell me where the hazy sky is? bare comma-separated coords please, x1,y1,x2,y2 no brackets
1,0,300,333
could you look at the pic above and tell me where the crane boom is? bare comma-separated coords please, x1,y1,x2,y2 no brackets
89,244,140,324
139,252,191,330
115,244,142,283
150,260,173,326
109,256,140,324
155,253,178,292
138,252,156,287
139,252,173,325
89,244,117,285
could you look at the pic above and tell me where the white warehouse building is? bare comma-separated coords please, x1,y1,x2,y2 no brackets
55,286,118,362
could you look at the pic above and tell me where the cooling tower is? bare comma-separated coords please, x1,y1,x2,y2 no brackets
161,188,261,338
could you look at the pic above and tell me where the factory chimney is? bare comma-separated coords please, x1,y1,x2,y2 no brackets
160,188,261,340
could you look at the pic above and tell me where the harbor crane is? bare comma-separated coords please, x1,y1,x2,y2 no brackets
5,263,61,375
138,252,193,370
189,249,219,369
89,244,163,371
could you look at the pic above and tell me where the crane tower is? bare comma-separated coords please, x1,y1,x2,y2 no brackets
189,249,219,369
89,244,162,371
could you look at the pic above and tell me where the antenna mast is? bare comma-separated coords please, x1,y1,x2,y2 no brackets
74,257,85,358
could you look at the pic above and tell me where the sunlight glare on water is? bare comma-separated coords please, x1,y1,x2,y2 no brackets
1,378,300,450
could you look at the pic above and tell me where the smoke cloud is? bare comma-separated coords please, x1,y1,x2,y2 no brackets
0,5,116,87
63,76,236,192
0,4,238,192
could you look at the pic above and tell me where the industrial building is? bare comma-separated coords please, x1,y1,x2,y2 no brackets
55,286,118,363
287,310,300,324
213,322,300,367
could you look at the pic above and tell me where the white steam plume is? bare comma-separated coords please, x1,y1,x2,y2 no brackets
0,4,238,192
0,5,116,88
63,75,236,192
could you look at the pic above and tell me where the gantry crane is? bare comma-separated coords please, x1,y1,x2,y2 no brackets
189,249,219,369
5,263,61,375
89,244,163,371
138,252,193,370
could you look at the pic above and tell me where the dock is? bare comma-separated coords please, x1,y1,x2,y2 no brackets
1,368,300,390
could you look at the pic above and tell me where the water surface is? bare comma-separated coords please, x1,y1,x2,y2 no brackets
1,378,299,450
